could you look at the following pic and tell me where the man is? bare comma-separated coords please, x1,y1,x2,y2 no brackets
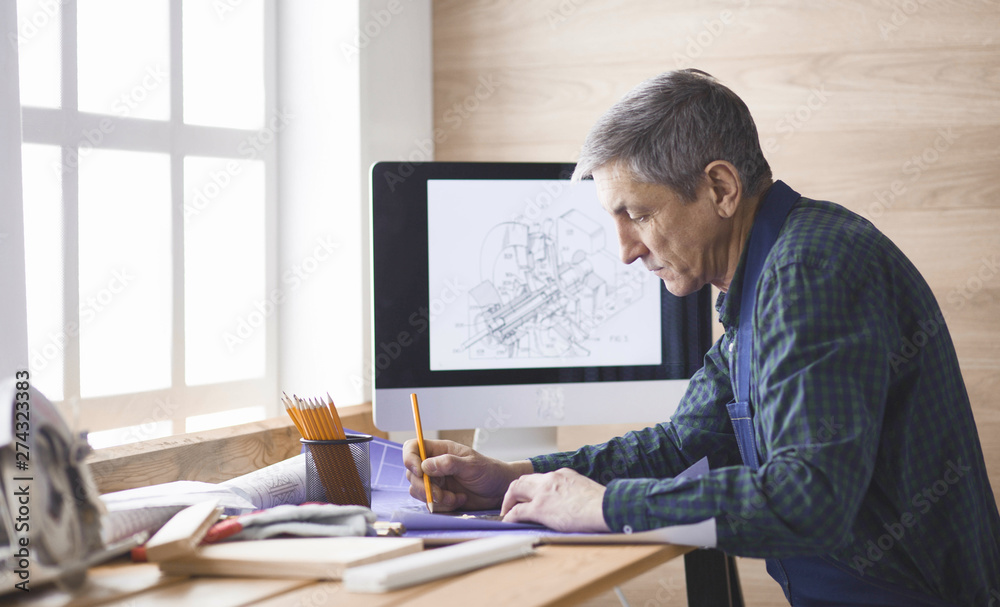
403,69,1000,605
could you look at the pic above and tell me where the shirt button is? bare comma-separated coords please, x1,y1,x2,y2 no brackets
623,525,633,534
728,342,734,353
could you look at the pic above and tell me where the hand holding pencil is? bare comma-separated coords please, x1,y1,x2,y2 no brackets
401,432,534,513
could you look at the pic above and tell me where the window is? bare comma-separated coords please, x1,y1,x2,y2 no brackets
16,0,277,447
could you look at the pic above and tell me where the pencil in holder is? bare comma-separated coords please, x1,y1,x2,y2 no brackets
302,434,373,507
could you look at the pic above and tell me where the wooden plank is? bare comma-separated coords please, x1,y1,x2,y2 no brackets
403,544,690,607
4,563,184,607
873,208,1000,365
965,366,1000,414
88,417,302,493
248,580,438,607
434,0,1000,69
96,577,310,607
433,48,1000,160
764,127,1000,212
250,545,689,607
437,125,1000,215
88,404,386,493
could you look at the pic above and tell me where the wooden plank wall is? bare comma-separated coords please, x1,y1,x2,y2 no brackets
432,1,999,603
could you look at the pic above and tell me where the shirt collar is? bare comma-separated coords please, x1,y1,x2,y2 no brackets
715,181,788,331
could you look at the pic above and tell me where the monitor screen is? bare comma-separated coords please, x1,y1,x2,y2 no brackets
370,161,713,433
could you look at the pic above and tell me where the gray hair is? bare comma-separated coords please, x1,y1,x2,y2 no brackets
573,69,772,201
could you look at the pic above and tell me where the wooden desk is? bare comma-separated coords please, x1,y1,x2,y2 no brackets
10,544,691,607
69,414,743,606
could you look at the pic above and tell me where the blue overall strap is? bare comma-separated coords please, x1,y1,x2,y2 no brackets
726,181,799,471
735,180,799,408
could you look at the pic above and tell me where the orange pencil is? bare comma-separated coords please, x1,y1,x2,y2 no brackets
294,395,320,439
410,393,434,513
282,393,307,437
307,400,331,440
311,397,338,440
326,393,345,439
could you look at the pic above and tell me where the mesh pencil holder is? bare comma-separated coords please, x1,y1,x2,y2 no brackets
301,434,373,508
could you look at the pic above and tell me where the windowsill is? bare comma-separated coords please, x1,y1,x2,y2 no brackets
87,402,386,494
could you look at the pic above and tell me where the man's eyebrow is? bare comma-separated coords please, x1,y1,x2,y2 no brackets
600,195,633,215
606,202,629,215
608,201,651,216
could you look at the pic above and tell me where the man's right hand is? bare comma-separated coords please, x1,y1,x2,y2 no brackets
402,438,534,512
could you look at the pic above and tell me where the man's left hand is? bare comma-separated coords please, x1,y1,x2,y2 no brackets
499,468,611,532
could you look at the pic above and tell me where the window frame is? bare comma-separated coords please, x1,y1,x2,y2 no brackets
18,0,279,439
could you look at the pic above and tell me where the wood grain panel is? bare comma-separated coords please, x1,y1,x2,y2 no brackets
875,208,1000,365
433,2,1000,602
435,0,1000,70
433,50,1000,164
764,127,1000,212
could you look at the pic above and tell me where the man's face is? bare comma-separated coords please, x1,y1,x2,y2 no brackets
593,163,731,297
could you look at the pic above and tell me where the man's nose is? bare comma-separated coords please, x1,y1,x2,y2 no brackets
616,222,647,265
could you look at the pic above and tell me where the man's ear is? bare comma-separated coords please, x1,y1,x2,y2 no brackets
702,161,743,219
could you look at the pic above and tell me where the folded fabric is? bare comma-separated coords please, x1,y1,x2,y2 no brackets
206,503,376,542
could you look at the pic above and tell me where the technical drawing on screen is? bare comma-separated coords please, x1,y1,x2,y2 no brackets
370,161,713,437
427,179,662,372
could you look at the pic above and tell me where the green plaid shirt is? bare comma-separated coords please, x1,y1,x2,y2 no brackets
531,196,1000,604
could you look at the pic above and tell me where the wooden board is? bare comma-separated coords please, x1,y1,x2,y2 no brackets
158,537,424,580
249,543,691,607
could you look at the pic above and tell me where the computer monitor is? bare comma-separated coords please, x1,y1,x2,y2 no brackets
370,161,713,445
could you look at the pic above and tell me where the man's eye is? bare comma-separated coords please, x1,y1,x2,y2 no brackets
631,215,648,224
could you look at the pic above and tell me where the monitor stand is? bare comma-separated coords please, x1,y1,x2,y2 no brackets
472,426,561,462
